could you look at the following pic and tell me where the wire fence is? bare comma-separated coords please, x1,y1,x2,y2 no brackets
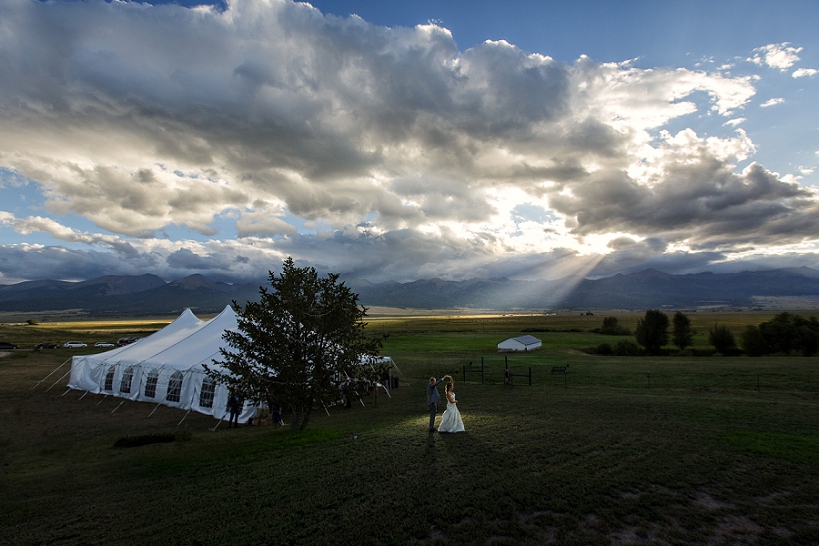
460,355,819,395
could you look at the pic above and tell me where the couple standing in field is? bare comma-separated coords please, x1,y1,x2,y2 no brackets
427,374,465,433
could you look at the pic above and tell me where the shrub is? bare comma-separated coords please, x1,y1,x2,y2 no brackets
595,343,613,355
613,340,642,356
708,324,736,355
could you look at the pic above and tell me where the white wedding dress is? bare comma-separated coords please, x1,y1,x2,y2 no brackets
438,393,465,433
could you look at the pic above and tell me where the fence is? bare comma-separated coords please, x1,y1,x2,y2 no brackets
458,356,819,395
463,356,531,386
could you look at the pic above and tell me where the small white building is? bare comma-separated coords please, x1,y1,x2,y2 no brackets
497,335,542,352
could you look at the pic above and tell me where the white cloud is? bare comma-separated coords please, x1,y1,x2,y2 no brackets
760,98,785,108
749,43,802,71
793,68,818,78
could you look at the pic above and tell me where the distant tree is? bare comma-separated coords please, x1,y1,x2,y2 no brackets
756,312,819,356
794,315,819,356
672,311,693,351
708,324,736,355
597,316,631,336
206,258,386,430
741,325,768,357
635,309,669,355
759,312,797,355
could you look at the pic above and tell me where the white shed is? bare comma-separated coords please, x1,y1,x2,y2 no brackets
497,335,542,352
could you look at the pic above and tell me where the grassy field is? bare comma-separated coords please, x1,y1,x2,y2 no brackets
1,312,818,545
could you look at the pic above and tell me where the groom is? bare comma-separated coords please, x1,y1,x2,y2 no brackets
427,375,451,432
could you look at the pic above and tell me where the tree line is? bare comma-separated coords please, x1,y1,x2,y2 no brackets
593,310,819,357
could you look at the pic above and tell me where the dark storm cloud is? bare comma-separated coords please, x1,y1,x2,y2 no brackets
548,161,819,248
0,0,815,284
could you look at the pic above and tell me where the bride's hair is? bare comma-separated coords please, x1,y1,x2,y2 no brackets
445,382,453,393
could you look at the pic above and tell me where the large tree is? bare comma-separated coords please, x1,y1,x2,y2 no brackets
206,258,386,430
672,311,693,351
708,324,736,355
635,309,669,355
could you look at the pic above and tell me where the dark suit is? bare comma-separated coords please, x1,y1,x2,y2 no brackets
427,378,445,431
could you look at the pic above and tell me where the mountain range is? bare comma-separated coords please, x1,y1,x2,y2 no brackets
1,268,819,317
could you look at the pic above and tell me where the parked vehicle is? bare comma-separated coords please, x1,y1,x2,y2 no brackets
0,342,18,350
34,343,59,349
63,341,87,348
94,342,115,347
117,337,140,346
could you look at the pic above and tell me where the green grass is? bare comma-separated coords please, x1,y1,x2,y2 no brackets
2,313,819,545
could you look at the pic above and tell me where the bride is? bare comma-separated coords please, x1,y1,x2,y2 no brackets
438,380,465,433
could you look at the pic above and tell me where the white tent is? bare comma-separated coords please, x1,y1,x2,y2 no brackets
68,305,397,422
497,335,542,352
68,306,255,422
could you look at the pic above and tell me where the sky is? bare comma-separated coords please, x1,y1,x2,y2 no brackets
1,0,818,285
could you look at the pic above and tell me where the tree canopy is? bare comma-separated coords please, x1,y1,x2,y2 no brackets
672,311,693,351
206,258,386,430
635,309,669,355
742,312,819,356
708,324,736,355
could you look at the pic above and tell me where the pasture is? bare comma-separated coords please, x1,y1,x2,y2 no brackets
1,311,818,545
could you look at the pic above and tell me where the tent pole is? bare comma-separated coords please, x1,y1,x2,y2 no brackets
209,415,224,432
148,402,161,417
387,358,405,379
46,369,72,392
79,391,89,399
177,409,192,426
96,393,109,406
111,400,125,413
322,401,331,416
32,358,71,389
61,388,72,397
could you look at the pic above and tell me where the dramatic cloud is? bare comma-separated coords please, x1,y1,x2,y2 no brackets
0,0,817,284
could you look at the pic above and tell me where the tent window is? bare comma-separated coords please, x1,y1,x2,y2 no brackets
199,377,216,408
144,370,159,399
166,371,183,403
104,367,116,391
119,366,134,394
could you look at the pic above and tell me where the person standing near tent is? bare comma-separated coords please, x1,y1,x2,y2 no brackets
427,375,451,432
227,393,241,428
